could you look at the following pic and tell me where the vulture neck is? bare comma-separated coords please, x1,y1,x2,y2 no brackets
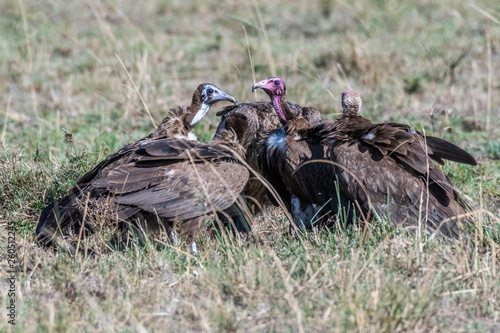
342,106,360,117
188,102,210,127
270,94,287,124
179,97,211,141
338,100,365,130
150,90,208,141
273,94,310,131
185,91,210,128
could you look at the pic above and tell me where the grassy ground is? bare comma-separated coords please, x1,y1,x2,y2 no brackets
1,0,499,331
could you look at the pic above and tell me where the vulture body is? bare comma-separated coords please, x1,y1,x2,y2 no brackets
36,84,239,244
214,98,322,216
254,78,476,238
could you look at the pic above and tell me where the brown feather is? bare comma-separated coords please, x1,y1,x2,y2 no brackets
36,84,241,245
214,99,322,217
257,84,475,238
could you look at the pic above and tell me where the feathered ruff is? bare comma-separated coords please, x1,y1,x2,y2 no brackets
149,106,192,140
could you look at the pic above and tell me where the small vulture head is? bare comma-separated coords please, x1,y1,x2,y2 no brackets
190,83,237,126
252,77,287,121
200,83,237,106
341,90,362,116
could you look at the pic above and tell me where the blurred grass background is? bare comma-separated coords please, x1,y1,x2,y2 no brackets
0,0,499,331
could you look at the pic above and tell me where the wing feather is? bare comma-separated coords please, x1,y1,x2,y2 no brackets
330,121,473,237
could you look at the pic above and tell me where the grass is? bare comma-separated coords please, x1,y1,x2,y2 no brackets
1,0,499,331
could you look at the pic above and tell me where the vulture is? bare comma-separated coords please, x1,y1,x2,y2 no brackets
36,83,241,246
213,92,322,220
254,77,477,238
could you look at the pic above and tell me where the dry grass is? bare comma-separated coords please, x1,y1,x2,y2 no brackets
1,0,499,331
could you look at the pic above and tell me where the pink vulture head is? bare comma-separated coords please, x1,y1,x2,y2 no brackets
252,77,287,121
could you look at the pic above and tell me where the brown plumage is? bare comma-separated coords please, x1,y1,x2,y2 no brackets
255,79,476,238
252,78,335,229
36,83,239,244
214,91,322,216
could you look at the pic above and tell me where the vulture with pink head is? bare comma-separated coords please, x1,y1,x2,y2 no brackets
254,77,476,238
213,84,322,227
36,84,247,245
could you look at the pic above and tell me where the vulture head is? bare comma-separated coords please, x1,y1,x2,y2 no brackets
189,83,237,126
341,90,362,116
252,77,287,121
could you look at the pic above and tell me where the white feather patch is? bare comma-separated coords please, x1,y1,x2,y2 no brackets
293,134,302,141
174,134,187,140
165,170,175,176
187,132,198,141
363,132,375,140
267,130,286,152
174,132,198,141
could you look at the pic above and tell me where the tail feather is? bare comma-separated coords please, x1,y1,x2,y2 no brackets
426,136,477,165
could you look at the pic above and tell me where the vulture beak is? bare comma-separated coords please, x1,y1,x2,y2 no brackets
210,90,237,105
252,79,269,93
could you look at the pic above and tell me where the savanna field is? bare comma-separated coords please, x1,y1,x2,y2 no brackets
1,0,500,331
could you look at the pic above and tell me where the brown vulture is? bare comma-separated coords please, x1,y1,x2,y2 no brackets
36,83,242,246
254,77,476,238
213,93,322,222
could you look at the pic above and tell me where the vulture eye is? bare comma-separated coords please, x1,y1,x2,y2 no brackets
274,80,280,87
207,88,214,95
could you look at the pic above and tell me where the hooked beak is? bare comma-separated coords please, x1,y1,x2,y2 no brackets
210,89,237,105
252,79,269,93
